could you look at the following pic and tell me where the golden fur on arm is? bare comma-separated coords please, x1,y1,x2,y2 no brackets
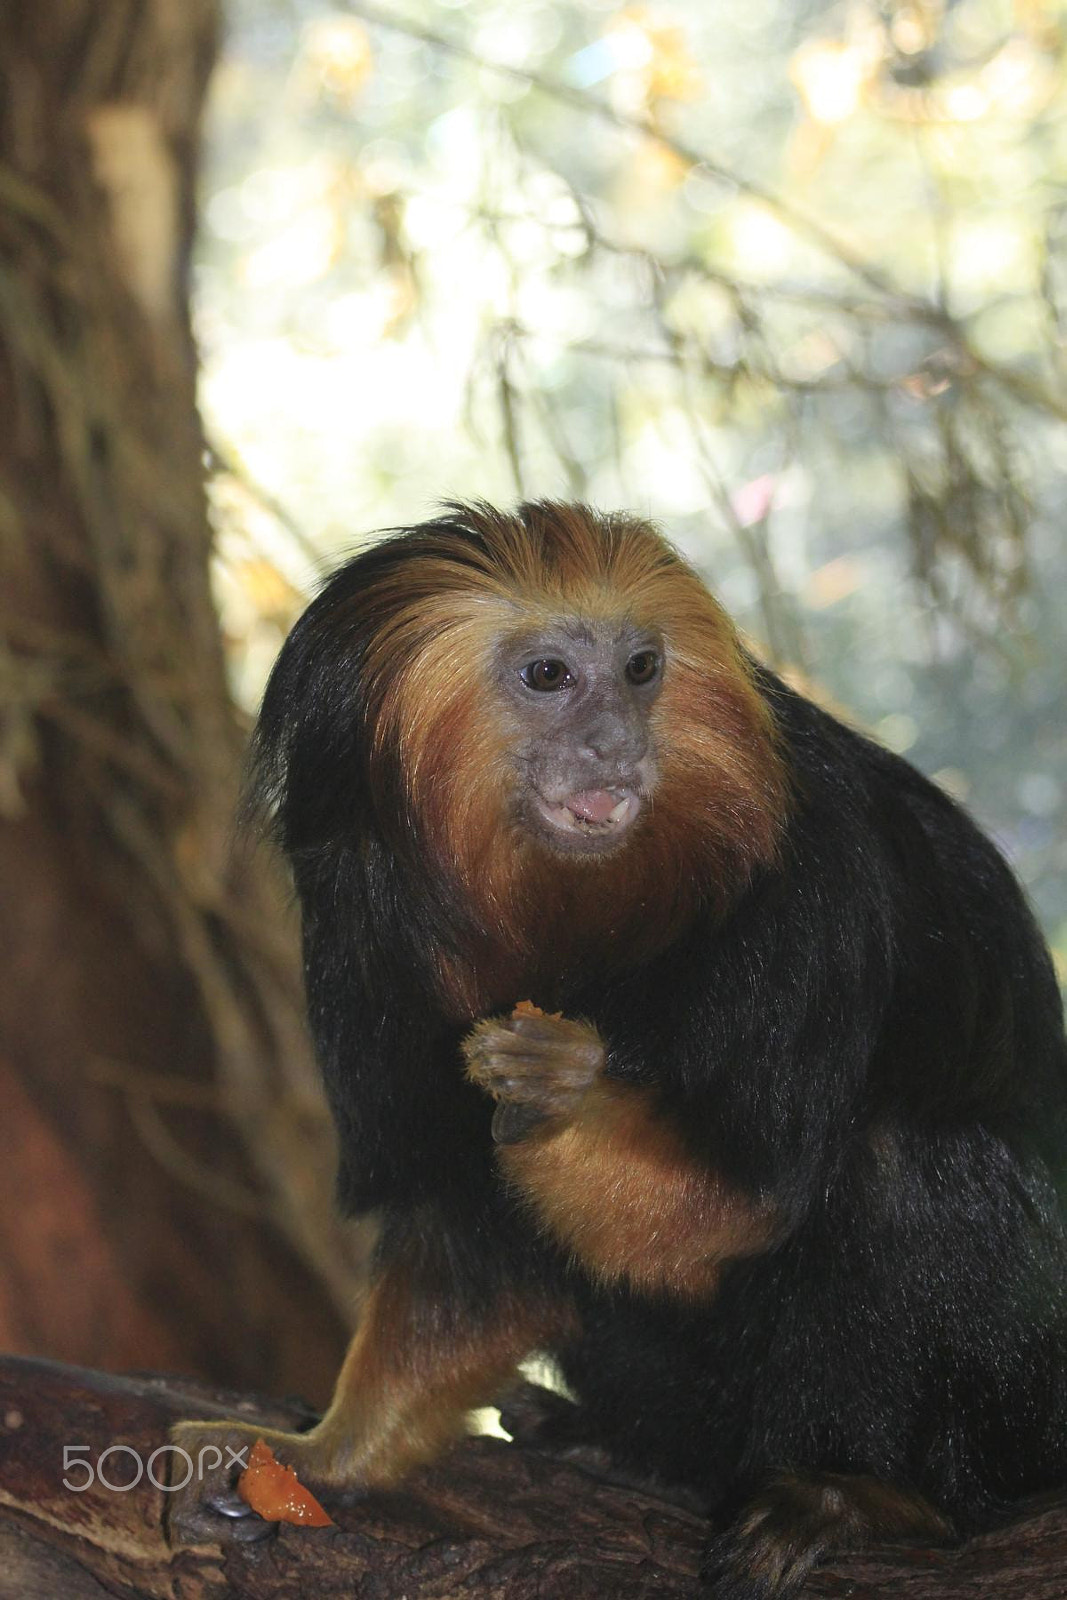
497,1075,779,1298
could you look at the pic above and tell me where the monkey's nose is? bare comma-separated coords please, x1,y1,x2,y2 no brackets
581,719,646,765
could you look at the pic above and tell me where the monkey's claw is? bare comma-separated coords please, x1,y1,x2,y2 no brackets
173,1489,276,1547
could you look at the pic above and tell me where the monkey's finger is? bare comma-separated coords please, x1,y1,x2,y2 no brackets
466,1028,535,1059
469,1042,591,1082
508,1014,601,1047
483,1052,603,1098
468,1035,561,1069
464,1042,560,1088
470,1031,602,1075
473,1059,584,1122
468,1049,589,1107
509,1020,606,1069
461,1023,521,1064
471,1064,563,1100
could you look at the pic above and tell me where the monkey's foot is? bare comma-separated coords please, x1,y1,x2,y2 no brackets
700,1471,953,1599
165,1419,336,1547
463,1011,605,1142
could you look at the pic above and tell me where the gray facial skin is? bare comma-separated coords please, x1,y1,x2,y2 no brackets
492,618,663,858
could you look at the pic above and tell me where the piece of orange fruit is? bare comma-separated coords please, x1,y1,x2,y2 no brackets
512,999,562,1020
237,1438,333,1527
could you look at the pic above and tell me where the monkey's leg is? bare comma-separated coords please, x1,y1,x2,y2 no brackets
700,1471,954,1600
464,1012,778,1298
167,1244,573,1545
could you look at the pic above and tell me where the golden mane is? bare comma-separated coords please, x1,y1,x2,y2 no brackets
352,502,788,1015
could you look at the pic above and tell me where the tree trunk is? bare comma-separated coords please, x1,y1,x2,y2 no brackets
1,1355,1065,1600
0,0,362,1403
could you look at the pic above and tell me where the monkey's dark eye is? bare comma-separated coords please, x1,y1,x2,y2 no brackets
626,651,660,685
521,659,574,692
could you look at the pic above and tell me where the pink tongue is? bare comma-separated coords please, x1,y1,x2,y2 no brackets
567,789,620,823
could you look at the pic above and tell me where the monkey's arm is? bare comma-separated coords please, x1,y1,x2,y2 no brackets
464,1012,779,1297
465,786,898,1295
169,1213,573,1542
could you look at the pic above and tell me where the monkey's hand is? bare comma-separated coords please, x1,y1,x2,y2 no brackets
463,1011,605,1144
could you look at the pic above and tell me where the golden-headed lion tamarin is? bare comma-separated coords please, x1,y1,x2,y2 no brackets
171,501,1067,1597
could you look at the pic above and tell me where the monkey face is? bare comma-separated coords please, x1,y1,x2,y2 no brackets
492,619,663,858
254,503,788,996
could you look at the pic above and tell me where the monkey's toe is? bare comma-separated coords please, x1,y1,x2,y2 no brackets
169,1490,276,1548
700,1519,809,1600
165,1421,274,1548
700,1471,953,1597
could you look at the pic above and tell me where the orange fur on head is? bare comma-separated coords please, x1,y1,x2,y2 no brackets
357,502,788,1014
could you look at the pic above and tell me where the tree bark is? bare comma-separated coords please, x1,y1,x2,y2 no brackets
0,0,360,1402
0,1356,1065,1600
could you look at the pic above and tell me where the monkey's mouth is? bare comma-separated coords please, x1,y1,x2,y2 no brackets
533,787,642,849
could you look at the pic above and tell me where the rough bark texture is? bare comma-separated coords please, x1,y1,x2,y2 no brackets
0,1356,1064,1600
0,0,361,1402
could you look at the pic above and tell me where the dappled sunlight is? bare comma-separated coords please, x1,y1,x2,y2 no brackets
196,0,1067,977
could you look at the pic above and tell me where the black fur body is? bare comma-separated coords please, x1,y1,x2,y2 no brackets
255,522,1067,1564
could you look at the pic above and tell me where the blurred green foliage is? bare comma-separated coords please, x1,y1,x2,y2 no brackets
196,0,1067,981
